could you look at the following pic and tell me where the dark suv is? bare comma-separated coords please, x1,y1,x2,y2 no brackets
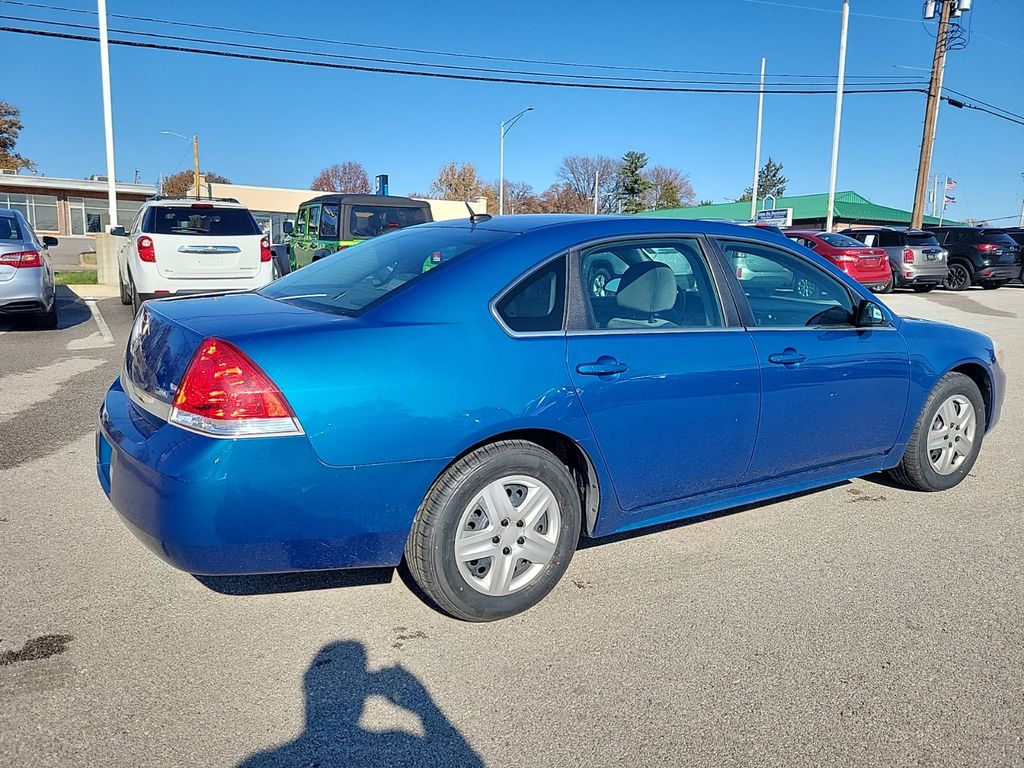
926,226,1020,291
1003,229,1024,283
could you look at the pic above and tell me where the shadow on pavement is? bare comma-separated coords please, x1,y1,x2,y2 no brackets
238,641,483,768
0,285,93,332
196,567,395,596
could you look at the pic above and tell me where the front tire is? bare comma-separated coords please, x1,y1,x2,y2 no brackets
404,440,581,621
130,274,143,316
118,269,131,305
888,372,985,492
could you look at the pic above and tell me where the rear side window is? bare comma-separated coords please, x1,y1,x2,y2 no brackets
496,256,566,333
0,216,23,241
350,206,429,238
320,204,339,239
145,206,260,236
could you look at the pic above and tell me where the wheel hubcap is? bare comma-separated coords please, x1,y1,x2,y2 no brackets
927,395,976,475
945,265,968,289
454,475,561,596
795,278,815,298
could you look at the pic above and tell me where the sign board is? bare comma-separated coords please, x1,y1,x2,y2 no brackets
755,207,793,227
374,174,389,196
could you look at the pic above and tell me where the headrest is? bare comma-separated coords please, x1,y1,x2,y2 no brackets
616,261,677,314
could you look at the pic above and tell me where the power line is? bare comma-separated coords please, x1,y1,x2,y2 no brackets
942,95,1024,127
0,24,931,95
0,13,929,88
943,87,1024,123
0,0,929,82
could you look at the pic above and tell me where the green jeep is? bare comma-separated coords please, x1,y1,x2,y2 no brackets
284,194,433,270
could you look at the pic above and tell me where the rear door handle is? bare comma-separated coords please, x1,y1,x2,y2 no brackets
767,349,806,366
576,357,628,377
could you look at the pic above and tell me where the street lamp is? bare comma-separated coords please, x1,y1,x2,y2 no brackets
499,107,533,216
160,130,201,199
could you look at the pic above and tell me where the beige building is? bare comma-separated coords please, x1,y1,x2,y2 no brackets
186,179,487,244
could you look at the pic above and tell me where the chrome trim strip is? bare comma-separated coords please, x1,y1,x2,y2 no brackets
121,366,173,421
177,245,242,254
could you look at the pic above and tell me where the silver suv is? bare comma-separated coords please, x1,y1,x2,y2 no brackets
840,227,947,293
0,208,59,328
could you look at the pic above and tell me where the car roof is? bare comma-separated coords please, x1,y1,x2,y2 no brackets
144,197,248,209
301,194,430,208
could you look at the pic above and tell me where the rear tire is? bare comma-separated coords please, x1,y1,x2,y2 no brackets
877,275,894,294
130,274,143,316
118,270,131,305
404,440,581,622
912,285,936,293
942,262,972,291
888,372,984,492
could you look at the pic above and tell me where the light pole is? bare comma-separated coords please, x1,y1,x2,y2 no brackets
160,130,201,198
499,107,533,216
826,0,850,233
750,57,766,221
97,0,118,229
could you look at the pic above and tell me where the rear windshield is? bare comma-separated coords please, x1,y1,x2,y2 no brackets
145,206,260,236
0,215,23,241
980,230,1018,245
818,233,865,248
907,233,940,247
350,205,429,239
261,226,513,316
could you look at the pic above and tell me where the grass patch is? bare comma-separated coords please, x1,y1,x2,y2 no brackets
54,270,98,285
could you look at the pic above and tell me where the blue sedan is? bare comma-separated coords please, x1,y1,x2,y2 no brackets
96,215,1004,621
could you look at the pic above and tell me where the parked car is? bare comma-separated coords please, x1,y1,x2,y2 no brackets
285,194,432,270
0,207,59,329
97,215,1004,621
925,226,1020,291
839,227,947,293
786,231,891,293
1002,228,1024,283
112,198,275,315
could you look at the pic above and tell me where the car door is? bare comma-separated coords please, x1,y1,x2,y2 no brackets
290,206,311,267
714,238,911,480
566,237,760,513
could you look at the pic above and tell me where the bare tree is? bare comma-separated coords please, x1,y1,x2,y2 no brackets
310,162,371,193
556,155,622,214
161,169,230,198
538,182,584,213
484,179,541,214
643,166,696,210
427,162,485,201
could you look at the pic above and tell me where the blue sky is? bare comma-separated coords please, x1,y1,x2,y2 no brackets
4,0,1023,222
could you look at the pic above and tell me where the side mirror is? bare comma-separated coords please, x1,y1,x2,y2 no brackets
282,220,293,235
311,248,332,262
856,299,887,327
108,226,127,237
42,235,58,247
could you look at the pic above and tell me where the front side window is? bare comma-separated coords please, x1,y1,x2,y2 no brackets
580,239,723,331
495,256,566,333
261,226,513,316
295,207,307,237
719,240,856,328
307,205,322,238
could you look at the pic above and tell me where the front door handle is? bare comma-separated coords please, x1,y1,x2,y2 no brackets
767,348,806,367
576,357,628,377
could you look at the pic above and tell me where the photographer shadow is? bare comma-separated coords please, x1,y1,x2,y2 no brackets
239,641,483,768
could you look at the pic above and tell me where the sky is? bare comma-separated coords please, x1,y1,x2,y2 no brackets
3,0,1023,223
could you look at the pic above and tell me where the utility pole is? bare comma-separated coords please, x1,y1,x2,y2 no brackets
750,57,766,221
825,0,850,233
1018,173,1024,228
593,167,600,214
97,0,118,230
911,0,961,228
192,135,201,199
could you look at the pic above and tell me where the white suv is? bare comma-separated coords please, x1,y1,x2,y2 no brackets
115,198,275,314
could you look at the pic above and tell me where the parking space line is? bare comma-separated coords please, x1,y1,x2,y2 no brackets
86,300,114,344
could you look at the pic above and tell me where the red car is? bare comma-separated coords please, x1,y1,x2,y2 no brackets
786,231,891,293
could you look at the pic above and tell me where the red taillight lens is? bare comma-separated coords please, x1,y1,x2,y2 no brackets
138,236,156,262
902,248,915,264
260,236,272,262
169,338,300,437
0,250,41,268
977,243,998,252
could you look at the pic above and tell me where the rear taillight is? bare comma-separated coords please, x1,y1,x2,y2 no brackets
0,250,41,268
977,243,998,252
736,266,744,278
169,338,301,438
260,236,272,262
902,248,915,264
138,236,156,262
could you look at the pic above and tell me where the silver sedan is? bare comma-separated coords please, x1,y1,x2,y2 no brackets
0,207,58,329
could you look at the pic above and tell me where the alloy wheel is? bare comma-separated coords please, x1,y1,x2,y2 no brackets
794,277,817,299
944,264,970,291
927,394,976,475
453,475,561,597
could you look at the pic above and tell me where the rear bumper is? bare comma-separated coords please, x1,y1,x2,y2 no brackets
0,268,53,314
972,264,1018,282
96,377,445,575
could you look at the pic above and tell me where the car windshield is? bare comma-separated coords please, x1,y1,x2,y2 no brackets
818,233,866,248
979,230,1018,246
350,205,429,238
261,225,513,316
907,233,941,247
147,206,260,236
0,215,23,241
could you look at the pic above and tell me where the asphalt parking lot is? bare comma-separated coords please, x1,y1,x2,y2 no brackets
1,286,1022,767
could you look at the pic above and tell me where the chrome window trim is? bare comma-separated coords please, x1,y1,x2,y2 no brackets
565,326,747,338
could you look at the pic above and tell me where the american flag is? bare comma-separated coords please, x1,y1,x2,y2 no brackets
944,195,956,205
945,179,958,190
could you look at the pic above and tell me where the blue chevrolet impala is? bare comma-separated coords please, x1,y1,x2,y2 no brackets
97,215,1004,621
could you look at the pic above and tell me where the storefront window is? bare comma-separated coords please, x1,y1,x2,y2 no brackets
0,192,59,232
68,196,143,235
